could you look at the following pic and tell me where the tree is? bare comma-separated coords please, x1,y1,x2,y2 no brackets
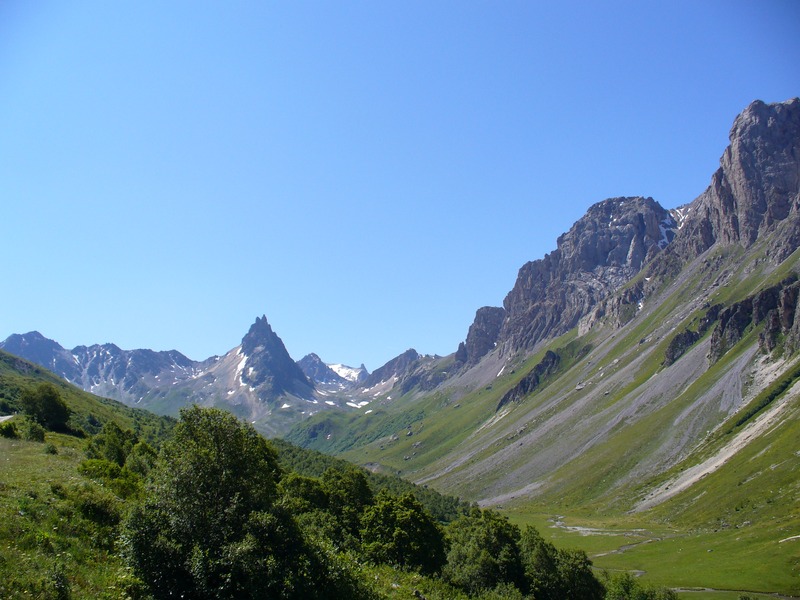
555,548,604,600
320,466,374,548
85,421,137,466
279,472,330,514
122,405,311,598
519,526,564,599
443,508,525,594
519,526,604,600
19,383,70,431
360,490,447,574
604,572,676,600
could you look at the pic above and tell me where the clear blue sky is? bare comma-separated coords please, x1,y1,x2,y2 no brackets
1,1,798,371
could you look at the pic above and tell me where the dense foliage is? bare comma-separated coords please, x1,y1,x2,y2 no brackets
119,406,610,599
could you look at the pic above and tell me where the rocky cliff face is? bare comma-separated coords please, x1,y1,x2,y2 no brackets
456,306,506,365
467,99,800,362
494,196,676,354
667,98,800,261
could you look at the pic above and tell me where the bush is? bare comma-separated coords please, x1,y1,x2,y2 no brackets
19,383,71,431
19,418,46,442
0,420,18,439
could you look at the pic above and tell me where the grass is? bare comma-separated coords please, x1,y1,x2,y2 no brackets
0,434,138,599
505,506,800,596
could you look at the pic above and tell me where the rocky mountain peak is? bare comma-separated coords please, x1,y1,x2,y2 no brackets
297,353,348,387
240,316,313,395
677,98,800,256
360,349,420,389
491,196,676,354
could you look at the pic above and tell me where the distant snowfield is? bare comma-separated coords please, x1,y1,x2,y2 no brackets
328,363,364,382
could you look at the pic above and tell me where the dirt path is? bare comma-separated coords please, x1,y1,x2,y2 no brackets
634,379,798,512
0,415,13,423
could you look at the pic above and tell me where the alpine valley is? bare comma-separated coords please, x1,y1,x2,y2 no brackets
4,98,800,594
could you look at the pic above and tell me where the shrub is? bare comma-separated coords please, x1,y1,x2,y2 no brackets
19,418,46,442
19,383,71,431
0,420,18,438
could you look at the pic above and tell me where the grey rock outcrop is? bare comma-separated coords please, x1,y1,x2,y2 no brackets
666,98,800,262
457,306,506,365
496,196,676,354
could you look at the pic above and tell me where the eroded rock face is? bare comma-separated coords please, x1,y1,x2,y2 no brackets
496,350,560,411
458,306,506,365
496,196,676,353
674,98,800,259
707,276,800,361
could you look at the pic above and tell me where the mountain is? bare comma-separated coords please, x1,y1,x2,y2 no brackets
0,331,201,401
298,353,368,390
1,316,325,436
454,196,679,365
287,98,800,527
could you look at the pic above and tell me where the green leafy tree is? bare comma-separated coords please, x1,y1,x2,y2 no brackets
279,472,330,514
444,508,525,595
360,490,447,574
19,383,70,431
122,405,313,598
555,548,604,600
519,525,564,599
604,572,676,600
321,466,374,548
85,421,137,466
519,526,604,599
124,440,157,477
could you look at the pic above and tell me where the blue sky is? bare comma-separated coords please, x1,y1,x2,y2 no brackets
1,1,798,371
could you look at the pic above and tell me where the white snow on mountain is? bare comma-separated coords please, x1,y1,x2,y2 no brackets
328,363,365,382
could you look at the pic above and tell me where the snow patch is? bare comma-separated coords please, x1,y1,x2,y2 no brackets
280,403,291,409
328,363,365,382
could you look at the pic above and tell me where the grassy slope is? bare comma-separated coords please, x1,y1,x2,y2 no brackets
0,351,178,597
0,434,138,598
0,350,175,442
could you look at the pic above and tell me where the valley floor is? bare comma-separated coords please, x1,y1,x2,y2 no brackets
503,509,800,599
